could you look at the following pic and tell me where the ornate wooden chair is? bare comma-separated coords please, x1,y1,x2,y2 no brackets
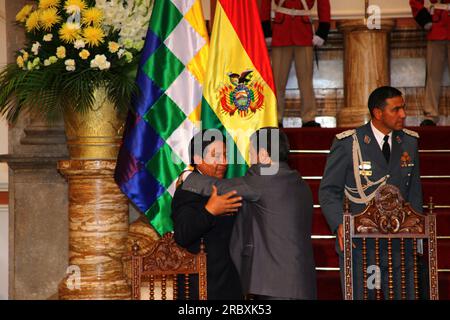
343,184,439,300
127,232,207,300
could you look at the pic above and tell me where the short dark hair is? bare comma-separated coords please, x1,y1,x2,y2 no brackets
368,86,403,117
250,127,290,162
189,129,224,166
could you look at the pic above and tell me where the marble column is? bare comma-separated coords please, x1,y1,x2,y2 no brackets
0,153,69,300
337,19,395,127
1,0,71,299
57,160,130,300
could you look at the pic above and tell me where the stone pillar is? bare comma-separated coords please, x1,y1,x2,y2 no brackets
0,154,68,299
1,0,71,300
337,19,395,127
57,160,131,300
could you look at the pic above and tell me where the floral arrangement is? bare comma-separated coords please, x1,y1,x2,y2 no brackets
0,0,153,122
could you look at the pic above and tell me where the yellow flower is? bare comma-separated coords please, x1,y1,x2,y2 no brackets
108,41,120,53
83,26,105,47
79,49,90,60
49,56,58,64
64,0,87,13
59,22,81,43
20,50,29,62
39,0,60,9
40,8,61,31
17,56,24,68
25,11,41,32
56,46,66,59
16,5,34,23
82,8,103,26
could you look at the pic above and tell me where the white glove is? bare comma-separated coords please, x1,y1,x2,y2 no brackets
313,35,325,47
424,22,432,31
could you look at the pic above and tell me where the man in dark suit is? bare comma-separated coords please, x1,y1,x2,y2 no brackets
319,86,423,299
171,129,244,300
181,127,317,300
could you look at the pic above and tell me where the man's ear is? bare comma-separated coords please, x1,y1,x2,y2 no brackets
258,148,271,164
373,107,383,120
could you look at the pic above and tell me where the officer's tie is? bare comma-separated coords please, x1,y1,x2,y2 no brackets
382,135,390,163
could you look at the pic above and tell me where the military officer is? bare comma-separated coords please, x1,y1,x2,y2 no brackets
319,86,423,299
260,0,331,127
410,0,450,126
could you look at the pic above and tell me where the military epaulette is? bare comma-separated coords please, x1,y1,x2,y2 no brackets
336,129,356,140
402,128,420,139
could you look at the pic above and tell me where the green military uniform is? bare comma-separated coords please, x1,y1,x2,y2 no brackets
319,122,423,299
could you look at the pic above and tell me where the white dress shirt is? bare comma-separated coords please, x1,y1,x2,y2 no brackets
370,121,392,152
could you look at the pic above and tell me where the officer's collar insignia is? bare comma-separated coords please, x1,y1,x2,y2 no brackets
364,135,371,144
396,135,402,144
401,151,414,167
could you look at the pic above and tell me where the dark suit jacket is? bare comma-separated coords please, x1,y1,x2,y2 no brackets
182,162,317,299
171,182,242,300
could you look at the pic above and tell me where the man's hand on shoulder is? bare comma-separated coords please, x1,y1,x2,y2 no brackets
205,185,242,216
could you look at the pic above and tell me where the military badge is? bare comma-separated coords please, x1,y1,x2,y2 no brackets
219,70,264,117
359,161,372,176
364,135,371,144
400,151,414,167
396,135,402,144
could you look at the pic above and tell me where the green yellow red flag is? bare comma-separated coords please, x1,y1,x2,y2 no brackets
201,0,278,177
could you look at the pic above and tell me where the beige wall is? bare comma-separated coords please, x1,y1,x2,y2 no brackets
0,0,8,300
205,0,417,20
329,0,415,19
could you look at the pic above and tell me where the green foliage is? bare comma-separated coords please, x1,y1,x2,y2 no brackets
0,0,150,123
0,58,139,122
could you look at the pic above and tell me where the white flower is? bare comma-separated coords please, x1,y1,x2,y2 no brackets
74,39,85,49
31,42,41,55
117,48,125,58
96,0,152,53
43,34,53,42
44,59,51,66
65,59,76,71
90,54,110,70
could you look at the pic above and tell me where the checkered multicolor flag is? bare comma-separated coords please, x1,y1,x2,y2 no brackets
115,0,209,236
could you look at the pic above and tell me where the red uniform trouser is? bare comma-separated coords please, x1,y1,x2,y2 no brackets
272,46,317,124
424,40,450,122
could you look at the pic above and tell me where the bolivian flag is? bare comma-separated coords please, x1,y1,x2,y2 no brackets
201,0,278,177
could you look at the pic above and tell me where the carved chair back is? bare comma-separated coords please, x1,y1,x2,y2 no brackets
343,184,439,300
128,232,207,300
